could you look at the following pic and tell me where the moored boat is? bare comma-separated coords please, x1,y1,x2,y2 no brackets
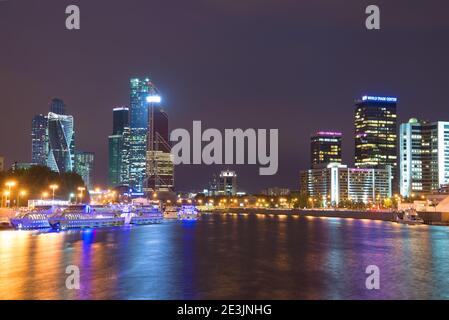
10,206,56,230
48,205,124,230
130,205,163,225
177,205,199,221
396,209,424,225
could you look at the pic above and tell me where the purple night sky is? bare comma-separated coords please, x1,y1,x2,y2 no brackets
1,0,449,192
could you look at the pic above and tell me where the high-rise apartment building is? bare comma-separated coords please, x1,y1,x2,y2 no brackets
399,118,449,197
218,170,238,195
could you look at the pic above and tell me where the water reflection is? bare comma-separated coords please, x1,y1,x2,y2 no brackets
0,214,449,299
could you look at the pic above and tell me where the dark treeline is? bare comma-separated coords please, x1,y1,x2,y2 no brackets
0,165,88,204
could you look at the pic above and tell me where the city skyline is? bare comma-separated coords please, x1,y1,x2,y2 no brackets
1,1,449,193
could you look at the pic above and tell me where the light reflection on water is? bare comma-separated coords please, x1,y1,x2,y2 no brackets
0,213,449,300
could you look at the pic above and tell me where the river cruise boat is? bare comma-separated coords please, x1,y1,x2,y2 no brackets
396,209,425,225
163,206,179,219
10,206,57,230
177,205,199,221
48,205,124,230
129,205,163,225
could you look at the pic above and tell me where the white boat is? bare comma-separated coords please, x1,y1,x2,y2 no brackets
396,209,424,225
177,205,199,221
48,205,124,230
10,206,57,230
130,205,163,225
163,206,179,219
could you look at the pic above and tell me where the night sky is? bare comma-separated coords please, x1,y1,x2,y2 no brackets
1,0,449,193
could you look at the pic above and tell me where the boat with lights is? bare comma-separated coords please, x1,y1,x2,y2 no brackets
48,205,124,230
177,205,199,221
129,205,164,225
10,206,57,230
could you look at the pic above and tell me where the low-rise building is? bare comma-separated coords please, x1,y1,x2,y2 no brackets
300,163,392,206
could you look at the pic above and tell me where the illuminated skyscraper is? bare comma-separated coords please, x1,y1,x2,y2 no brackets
47,112,75,173
108,107,130,187
310,131,342,168
49,98,66,115
129,78,156,191
145,102,174,192
218,170,237,196
355,95,398,188
31,114,48,165
75,151,95,190
399,118,449,197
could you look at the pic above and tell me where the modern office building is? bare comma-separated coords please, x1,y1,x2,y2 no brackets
49,98,66,115
355,95,398,189
311,131,342,168
47,112,75,173
145,105,174,192
399,118,449,197
128,78,156,191
31,114,48,166
300,163,392,206
108,107,130,187
218,170,238,195
0,155,4,172
74,151,95,190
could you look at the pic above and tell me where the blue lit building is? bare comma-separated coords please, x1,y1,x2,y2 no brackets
108,107,130,187
47,112,75,173
128,78,157,191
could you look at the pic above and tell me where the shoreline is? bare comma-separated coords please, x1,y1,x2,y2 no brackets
205,208,449,226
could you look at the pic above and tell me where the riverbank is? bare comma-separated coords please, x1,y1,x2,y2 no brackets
205,208,449,225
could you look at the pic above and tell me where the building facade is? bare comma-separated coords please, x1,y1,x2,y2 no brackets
355,95,398,188
31,114,48,166
311,131,342,168
49,98,66,115
218,170,237,195
75,151,95,190
47,112,75,173
108,107,129,187
128,78,156,191
0,155,4,172
145,106,174,192
399,118,449,197
300,163,392,206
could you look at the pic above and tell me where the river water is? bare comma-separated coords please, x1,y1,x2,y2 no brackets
0,213,448,299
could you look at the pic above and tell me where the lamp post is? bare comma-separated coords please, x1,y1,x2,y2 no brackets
17,190,27,208
5,181,16,207
50,184,59,202
77,187,86,204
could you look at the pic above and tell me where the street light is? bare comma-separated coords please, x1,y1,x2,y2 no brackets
50,184,59,201
5,181,16,207
42,192,49,200
77,187,86,204
18,190,27,207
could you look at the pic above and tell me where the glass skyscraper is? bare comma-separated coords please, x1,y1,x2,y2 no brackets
47,112,75,173
310,131,342,168
355,95,398,189
399,118,449,197
129,78,156,191
31,114,48,165
75,151,95,190
49,98,66,115
108,107,129,187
